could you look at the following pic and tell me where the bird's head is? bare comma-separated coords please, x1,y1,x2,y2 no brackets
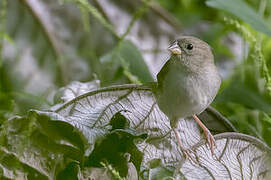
168,36,214,69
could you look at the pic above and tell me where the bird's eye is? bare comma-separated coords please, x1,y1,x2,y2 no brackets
186,44,193,50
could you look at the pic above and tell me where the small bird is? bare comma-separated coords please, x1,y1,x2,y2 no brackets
154,36,221,160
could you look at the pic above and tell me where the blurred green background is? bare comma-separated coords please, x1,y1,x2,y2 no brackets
0,0,271,148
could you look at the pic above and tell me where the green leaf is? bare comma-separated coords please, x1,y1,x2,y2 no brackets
0,148,48,179
100,40,153,85
206,0,271,36
86,129,146,177
118,41,153,83
30,110,86,154
56,161,80,180
0,111,87,179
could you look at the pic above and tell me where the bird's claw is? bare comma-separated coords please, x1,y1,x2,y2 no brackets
204,129,217,157
182,149,199,164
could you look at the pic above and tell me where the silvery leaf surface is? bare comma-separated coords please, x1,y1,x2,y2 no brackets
51,80,101,111
53,84,271,179
180,133,271,180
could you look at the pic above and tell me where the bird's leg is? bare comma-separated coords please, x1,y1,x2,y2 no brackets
192,115,216,155
172,128,198,164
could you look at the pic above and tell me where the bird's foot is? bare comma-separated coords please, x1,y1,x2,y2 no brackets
192,115,217,158
203,128,216,157
182,149,199,164
172,127,199,164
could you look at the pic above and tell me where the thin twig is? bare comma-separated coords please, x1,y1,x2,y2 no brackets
91,0,111,24
120,0,151,40
75,0,119,39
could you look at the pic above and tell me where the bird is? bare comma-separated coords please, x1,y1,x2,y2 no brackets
153,36,221,161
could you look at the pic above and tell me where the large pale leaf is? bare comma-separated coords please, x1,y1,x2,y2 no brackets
54,84,271,179
180,133,271,180
52,80,101,110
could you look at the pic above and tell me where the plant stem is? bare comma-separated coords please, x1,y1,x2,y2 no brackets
0,0,7,68
75,0,119,39
120,0,151,41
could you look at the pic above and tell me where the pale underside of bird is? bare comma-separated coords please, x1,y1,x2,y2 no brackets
154,36,221,161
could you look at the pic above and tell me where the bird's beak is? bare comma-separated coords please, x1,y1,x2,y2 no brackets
168,41,182,55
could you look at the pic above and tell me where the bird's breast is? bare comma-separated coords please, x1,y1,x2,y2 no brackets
156,66,220,119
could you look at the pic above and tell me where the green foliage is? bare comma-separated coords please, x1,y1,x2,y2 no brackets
206,0,271,146
0,111,86,179
1,0,271,178
206,0,271,36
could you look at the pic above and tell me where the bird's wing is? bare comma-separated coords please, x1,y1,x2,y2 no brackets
157,60,171,90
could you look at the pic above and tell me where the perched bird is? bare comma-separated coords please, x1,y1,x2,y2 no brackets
154,36,221,160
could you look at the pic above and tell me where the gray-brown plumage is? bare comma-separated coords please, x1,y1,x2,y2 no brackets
154,36,221,161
